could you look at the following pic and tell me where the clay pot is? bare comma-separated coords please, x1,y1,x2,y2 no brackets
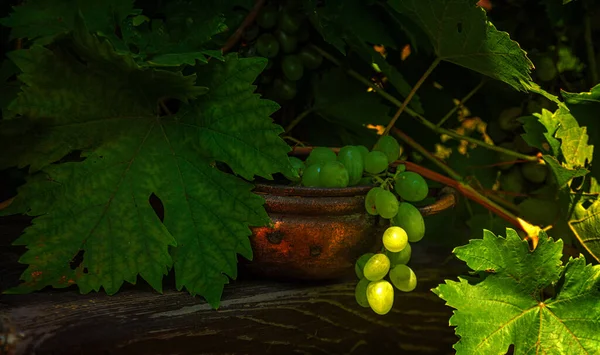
243,148,458,280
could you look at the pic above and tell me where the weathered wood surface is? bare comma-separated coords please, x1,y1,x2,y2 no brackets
1,215,464,355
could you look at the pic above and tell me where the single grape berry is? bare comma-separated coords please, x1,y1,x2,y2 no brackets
520,162,548,184
275,29,298,54
382,226,408,252
272,78,297,101
256,33,280,58
364,151,389,174
256,5,278,29
363,253,390,281
389,264,417,292
355,145,369,162
386,242,411,266
278,11,303,34
355,278,370,308
338,145,365,186
320,161,350,188
365,187,384,215
375,189,399,219
391,202,425,242
306,147,337,166
298,46,323,70
366,280,394,315
282,55,304,81
373,135,402,164
355,252,375,279
302,163,322,187
394,171,428,202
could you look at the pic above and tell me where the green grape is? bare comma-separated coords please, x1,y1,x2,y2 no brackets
365,187,384,215
355,252,375,279
499,168,525,196
535,55,557,82
272,78,297,101
278,11,303,34
298,46,323,70
498,107,522,132
394,172,428,202
389,265,417,292
355,278,370,308
375,189,399,219
320,161,349,188
282,55,304,81
366,280,394,315
364,151,389,174
386,242,411,266
256,5,278,29
391,202,425,242
520,162,548,184
284,156,304,182
337,145,364,186
275,29,298,54
306,147,337,166
302,163,322,187
256,33,280,58
373,135,401,164
363,253,390,281
382,226,408,252
355,145,369,162
396,164,406,173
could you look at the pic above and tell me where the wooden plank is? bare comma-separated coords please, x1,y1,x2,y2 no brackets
0,216,464,355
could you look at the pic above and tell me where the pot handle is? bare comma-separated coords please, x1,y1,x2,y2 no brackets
417,186,458,217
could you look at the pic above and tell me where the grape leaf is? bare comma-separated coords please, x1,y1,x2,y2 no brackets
0,21,207,172
388,0,535,92
1,24,293,308
434,229,600,354
519,110,560,156
306,0,396,55
0,0,134,45
541,155,588,189
118,0,228,67
569,202,600,263
554,106,594,169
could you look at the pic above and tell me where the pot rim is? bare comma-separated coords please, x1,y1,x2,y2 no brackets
253,146,459,216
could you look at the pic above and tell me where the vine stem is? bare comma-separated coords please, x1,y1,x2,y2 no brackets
436,78,486,127
285,108,314,134
312,45,537,162
309,45,540,245
221,0,265,55
583,0,598,86
390,127,536,242
382,58,441,136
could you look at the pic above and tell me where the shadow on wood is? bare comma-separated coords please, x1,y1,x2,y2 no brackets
0,216,463,355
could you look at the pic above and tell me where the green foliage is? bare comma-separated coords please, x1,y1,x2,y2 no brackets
434,229,600,354
388,0,535,91
0,10,293,308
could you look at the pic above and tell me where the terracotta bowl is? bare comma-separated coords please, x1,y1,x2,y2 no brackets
243,147,458,280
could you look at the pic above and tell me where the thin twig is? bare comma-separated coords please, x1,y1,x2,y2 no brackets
221,0,266,54
382,58,440,136
285,108,314,134
436,78,486,127
583,0,598,86
312,45,537,162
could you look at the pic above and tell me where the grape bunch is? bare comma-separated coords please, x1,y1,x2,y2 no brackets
283,136,429,316
240,0,323,102
355,150,428,315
